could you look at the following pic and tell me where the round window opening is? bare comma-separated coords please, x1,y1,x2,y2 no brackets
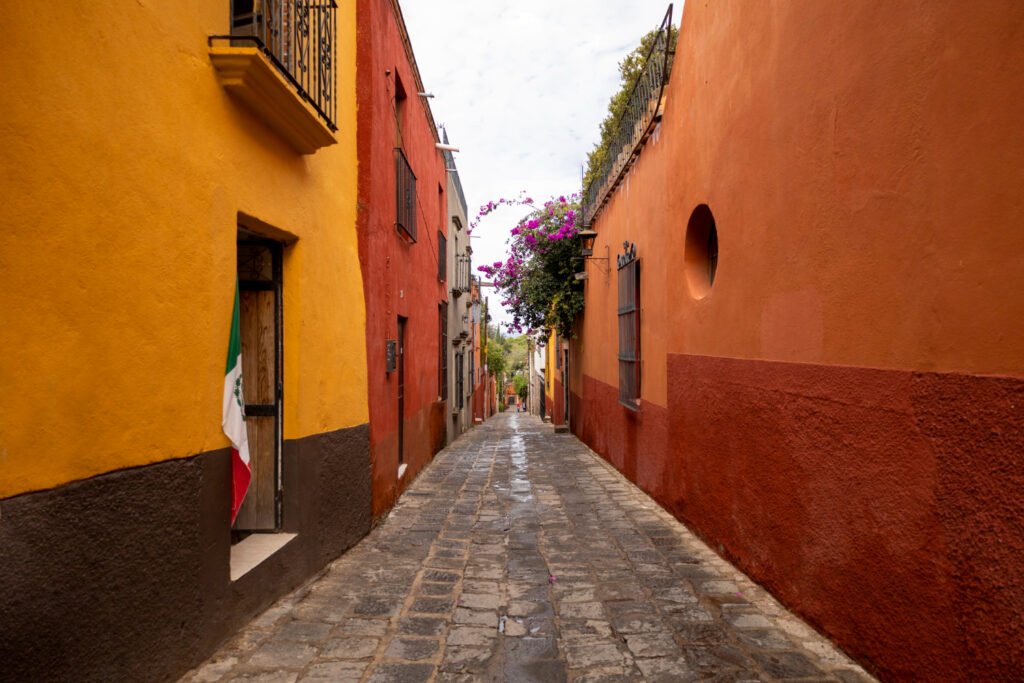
684,204,718,299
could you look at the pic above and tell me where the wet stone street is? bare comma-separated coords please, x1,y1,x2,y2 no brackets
182,413,875,682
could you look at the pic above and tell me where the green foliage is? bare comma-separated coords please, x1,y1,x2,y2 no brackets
584,25,678,191
486,343,506,378
512,373,528,400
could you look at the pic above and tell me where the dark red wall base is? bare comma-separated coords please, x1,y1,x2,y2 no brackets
370,400,446,517
574,356,1024,681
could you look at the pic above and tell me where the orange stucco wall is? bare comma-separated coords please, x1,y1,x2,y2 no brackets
576,1,1024,679
0,2,366,499
585,0,1024,382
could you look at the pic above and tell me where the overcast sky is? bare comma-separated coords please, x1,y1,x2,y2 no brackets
400,1,680,329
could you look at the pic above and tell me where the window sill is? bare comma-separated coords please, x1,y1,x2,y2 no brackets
619,398,642,413
230,532,298,582
209,46,336,155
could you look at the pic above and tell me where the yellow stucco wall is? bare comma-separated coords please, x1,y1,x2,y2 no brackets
545,332,556,402
0,2,367,498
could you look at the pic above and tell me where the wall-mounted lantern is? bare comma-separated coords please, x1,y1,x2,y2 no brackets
579,229,598,257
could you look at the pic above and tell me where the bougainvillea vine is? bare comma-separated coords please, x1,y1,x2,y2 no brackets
474,192,585,340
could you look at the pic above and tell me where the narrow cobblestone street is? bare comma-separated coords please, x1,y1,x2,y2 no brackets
182,414,875,682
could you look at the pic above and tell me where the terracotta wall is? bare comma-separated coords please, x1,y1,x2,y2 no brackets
575,1,1024,679
356,0,448,515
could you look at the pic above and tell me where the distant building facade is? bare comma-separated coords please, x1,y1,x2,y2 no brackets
355,0,449,516
443,131,474,442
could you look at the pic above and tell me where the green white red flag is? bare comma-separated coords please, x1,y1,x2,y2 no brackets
223,279,251,523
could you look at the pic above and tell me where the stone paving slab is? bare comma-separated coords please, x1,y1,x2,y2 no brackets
181,413,876,682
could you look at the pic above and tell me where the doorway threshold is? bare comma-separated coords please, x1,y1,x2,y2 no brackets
230,532,298,582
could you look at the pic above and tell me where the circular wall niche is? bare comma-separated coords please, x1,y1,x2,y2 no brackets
684,204,718,299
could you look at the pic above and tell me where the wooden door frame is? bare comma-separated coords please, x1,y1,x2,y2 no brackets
397,316,407,466
236,234,284,531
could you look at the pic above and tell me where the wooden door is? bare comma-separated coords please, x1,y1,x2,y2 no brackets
397,317,406,465
235,237,282,530
563,349,570,425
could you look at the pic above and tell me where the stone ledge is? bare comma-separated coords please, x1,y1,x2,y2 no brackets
209,46,336,155
230,532,298,581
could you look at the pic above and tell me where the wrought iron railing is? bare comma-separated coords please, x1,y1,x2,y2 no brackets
216,0,338,130
396,147,417,242
582,4,674,227
452,254,471,297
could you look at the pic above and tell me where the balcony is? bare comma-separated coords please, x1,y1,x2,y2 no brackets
210,0,338,154
582,4,674,226
451,253,471,298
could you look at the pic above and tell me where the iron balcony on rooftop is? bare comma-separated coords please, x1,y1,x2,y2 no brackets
582,4,674,227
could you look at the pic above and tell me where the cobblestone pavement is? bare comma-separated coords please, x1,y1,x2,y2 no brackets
182,413,875,682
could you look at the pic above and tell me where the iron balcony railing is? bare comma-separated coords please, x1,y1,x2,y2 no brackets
452,254,471,297
396,147,417,242
582,4,674,227
217,0,338,130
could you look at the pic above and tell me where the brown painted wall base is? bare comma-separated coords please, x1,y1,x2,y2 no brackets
574,357,1024,681
0,423,370,683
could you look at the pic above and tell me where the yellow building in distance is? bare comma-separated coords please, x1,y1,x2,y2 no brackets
0,3,370,680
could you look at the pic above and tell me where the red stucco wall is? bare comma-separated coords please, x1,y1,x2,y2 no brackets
663,355,1023,680
356,0,447,515
573,1,1024,679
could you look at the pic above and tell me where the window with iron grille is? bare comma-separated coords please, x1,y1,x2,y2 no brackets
617,241,640,410
395,148,417,242
438,231,447,281
439,303,448,400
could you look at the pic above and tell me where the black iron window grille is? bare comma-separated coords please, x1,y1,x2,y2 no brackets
219,0,338,130
583,4,674,227
617,241,641,411
438,232,447,281
396,148,417,242
440,303,448,400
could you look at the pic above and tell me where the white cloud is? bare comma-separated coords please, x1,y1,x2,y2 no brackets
399,0,680,328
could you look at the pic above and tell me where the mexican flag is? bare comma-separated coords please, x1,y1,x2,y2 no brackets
223,279,251,524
